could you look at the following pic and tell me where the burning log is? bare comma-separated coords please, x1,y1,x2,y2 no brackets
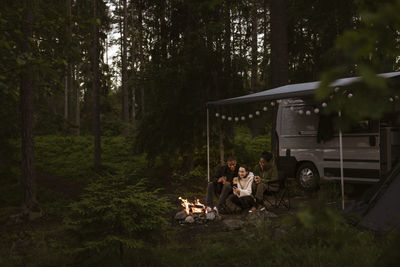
178,197,207,215
176,197,217,224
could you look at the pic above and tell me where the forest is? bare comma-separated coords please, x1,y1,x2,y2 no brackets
1,0,400,266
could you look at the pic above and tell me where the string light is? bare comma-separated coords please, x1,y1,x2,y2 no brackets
211,92,400,121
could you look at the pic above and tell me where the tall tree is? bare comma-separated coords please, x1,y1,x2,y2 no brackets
75,66,80,136
130,0,137,128
20,0,40,213
270,0,288,88
138,0,145,117
121,0,129,135
270,0,288,152
65,0,73,126
93,0,101,168
250,0,258,93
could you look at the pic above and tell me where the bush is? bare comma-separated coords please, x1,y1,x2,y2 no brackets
64,175,171,265
10,136,149,181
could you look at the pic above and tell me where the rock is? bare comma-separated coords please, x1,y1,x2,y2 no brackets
246,210,278,226
264,210,278,218
206,212,216,221
223,219,244,230
175,210,187,220
185,216,195,224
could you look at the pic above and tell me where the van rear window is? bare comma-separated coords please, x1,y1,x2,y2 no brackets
281,106,319,135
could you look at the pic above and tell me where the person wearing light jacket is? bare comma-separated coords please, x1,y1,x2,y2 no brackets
228,164,256,211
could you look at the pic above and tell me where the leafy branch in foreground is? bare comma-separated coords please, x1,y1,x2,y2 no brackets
64,176,171,262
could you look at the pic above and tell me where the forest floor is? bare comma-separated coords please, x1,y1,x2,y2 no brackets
0,173,373,266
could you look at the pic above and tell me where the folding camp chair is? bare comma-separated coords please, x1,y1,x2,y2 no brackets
264,170,291,210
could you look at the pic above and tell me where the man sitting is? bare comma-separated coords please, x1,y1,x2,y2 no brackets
206,156,239,213
252,152,278,209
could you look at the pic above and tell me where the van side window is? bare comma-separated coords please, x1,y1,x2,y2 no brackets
344,119,378,133
317,114,335,143
281,106,319,135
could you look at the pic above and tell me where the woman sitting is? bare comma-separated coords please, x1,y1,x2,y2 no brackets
228,164,256,212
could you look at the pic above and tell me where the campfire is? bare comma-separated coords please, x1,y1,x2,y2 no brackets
175,197,217,224
178,197,207,215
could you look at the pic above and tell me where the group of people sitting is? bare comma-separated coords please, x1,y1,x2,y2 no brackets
206,152,278,214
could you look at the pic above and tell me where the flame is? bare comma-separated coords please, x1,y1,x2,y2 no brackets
179,197,207,215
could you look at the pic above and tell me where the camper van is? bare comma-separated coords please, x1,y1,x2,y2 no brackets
276,98,400,190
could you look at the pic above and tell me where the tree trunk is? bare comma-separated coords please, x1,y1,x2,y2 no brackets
75,65,80,136
65,0,72,130
263,0,269,84
160,0,167,61
131,1,136,128
270,0,288,154
138,0,145,117
251,0,258,93
20,0,40,212
121,0,129,135
223,0,231,78
93,0,101,169
270,0,288,88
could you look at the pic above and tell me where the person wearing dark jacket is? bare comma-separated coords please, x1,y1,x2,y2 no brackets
252,152,278,209
206,156,239,213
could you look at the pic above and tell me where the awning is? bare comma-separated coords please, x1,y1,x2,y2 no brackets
206,71,400,107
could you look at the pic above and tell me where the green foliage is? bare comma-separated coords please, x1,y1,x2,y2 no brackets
155,206,387,267
10,136,148,181
64,175,171,263
233,125,270,167
318,0,400,124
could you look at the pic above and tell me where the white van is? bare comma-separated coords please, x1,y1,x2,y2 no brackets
276,98,400,190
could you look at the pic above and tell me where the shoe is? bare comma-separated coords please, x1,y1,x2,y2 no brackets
257,204,265,211
249,206,257,213
213,206,219,215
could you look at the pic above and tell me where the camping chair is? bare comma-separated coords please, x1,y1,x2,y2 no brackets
264,170,291,210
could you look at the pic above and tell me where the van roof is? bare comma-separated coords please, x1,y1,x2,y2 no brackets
206,71,400,107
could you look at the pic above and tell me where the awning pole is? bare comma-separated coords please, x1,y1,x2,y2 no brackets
207,108,210,182
339,110,345,210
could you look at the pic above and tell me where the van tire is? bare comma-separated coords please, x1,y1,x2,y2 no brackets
296,162,320,191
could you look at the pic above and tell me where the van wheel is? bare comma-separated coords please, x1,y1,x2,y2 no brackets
296,162,320,191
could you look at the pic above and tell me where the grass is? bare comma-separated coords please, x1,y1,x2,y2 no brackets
3,133,399,266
